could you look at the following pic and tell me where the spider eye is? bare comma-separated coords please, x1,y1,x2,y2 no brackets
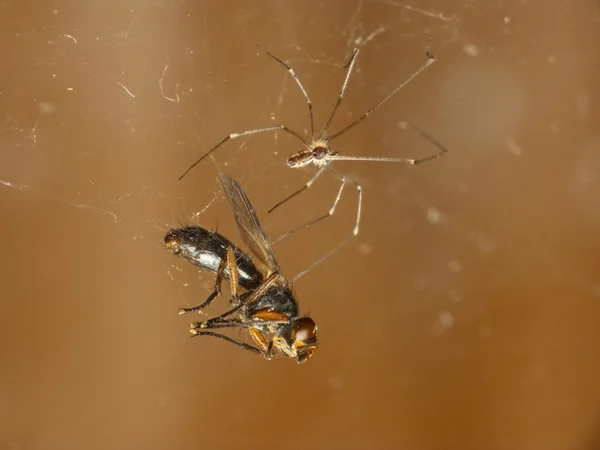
293,317,317,342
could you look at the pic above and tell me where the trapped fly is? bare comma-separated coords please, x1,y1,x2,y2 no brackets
165,173,318,363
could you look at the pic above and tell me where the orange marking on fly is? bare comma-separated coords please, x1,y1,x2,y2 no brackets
248,327,270,354
250,309,291,322
172,173,319,364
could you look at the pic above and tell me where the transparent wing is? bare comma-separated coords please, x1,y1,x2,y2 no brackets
218,173,280,275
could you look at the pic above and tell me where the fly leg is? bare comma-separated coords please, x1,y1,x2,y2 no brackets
178,246,239,315
190,321,275,360
248,327,275,360
190,331,263,357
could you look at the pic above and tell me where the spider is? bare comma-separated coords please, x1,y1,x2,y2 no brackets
179,44,448,280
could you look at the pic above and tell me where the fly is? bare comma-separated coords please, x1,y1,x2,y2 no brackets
165,173,318,363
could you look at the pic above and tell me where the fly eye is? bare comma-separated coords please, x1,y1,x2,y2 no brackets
293,317,317,342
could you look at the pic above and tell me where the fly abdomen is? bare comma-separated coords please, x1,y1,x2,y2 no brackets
165,226,263,290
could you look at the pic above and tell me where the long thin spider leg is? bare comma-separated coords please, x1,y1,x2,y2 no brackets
319,48,360,139
179,125,306,180
256,45,315,139
326,165,362,237
328,48,436,142
272,173,346,245
324,122,448,164
290,167,363,281
399,121,449,163
268,167,326,215
190,331,263,357
293,235,354,282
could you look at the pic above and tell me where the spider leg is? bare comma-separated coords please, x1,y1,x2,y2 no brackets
325,122,448,165
328,47,436,143
179,125,306,180
269,165,362,280
292,166,362,281
256,45,315,140
271,167,351,245
320,47,360,138
268,167,326,215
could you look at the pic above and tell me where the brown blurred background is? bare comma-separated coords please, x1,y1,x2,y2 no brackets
1,1,600,449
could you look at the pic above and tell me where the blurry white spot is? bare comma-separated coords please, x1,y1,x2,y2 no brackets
438,64,525,148
397,220,413,234
157,396,169,407
328,374,344,390
505,137,523,156
433,310,454,333
576,92,590,120
547,54,557,64
529,364,549,382
233,408,246,421
477,236,495,253
503,16,511,23
358,243,372,255
398,120,408,131
36,101,55,114
463,44,480,57
478,323,492,337
427,207,445,224
448,260,462,272
414,275,428,290
438,310,454,329
67,87,74,91
448,289,462,303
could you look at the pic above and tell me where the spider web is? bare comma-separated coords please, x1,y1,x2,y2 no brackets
0,0,458,293
5,1,600,449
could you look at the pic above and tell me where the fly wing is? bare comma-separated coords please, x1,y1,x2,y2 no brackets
218,173,280,275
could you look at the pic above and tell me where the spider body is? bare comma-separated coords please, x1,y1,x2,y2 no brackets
180,45,447,280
